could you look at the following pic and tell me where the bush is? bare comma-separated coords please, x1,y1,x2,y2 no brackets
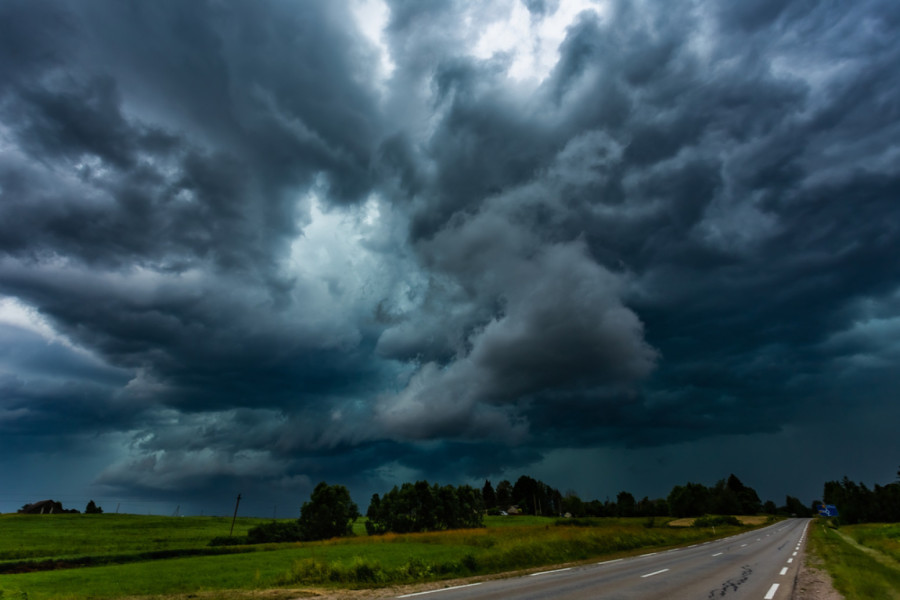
209,535,248,546
693,515,742,528
461,553,478,572
246,521,303,544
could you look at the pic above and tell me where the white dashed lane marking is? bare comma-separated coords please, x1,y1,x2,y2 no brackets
397,583,483,598
530,568,572,577
640,568,669,578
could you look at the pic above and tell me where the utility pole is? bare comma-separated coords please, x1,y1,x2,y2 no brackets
229,493,242,537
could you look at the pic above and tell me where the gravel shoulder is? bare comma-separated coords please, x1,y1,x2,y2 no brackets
793,546,843,600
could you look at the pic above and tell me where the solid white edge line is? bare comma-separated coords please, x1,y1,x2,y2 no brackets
764,583,780,599
640,568,670,578
530,567,572,577
397,583,483,598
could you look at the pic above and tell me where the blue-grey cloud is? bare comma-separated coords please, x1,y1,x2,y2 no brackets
1,0,899,513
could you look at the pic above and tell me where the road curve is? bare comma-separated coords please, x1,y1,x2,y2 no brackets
396,518,811,600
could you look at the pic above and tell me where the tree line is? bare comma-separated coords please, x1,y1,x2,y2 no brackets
821,470,900,524
17,499,103,514
365,481,483,534
219,466,900,546
480,473,807,520
237,473,789,544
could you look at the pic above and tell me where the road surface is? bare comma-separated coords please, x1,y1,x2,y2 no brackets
396,518,811,600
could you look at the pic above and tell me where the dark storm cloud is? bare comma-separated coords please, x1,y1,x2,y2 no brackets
371,0,900,457
1,0,899,511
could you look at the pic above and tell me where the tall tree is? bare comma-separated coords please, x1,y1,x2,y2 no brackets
562,490,584,517
667,482,710,518
616,491,636,517
495,480,512,510
482,480,496,510
297,482,360,541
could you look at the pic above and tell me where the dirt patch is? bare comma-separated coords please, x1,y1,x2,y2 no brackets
794,549,843,600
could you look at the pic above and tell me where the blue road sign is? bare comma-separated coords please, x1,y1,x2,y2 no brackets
818,504,839,517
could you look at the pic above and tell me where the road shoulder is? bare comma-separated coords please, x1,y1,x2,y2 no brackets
793,547,843,600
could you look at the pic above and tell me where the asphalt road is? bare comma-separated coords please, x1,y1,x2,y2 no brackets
397,518,811,600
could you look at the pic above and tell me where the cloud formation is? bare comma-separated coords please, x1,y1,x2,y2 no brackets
1,0,899,512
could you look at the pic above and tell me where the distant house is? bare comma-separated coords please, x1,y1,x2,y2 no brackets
506,505,520,515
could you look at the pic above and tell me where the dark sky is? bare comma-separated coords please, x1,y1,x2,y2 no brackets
2,0,899,517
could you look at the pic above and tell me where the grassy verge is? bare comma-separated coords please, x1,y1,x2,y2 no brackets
0,515,762,600
808,520,900,599
849,523,900,563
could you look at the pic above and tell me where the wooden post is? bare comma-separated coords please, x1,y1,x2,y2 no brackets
230,493,242,536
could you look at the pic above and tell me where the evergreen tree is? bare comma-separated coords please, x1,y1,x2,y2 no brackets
482,480,496,510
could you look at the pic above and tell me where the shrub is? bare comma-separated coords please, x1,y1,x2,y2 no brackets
693,515,742,528
208,535,248,546
246,521,303,544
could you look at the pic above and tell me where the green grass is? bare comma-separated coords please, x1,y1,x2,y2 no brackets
0,514,271,562
0,513,757,600
808,521,900,600
849,522,900,563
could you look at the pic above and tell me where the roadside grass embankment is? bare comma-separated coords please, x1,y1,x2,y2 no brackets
808,520,900,599
0,514,768,600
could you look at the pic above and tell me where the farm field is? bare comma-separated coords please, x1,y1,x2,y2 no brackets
1,513,771,600
808,521,900,599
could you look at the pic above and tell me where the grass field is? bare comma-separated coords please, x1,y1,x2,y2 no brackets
0,513,766,600
808,520,900,599
667,515,770,527
0,514,272,562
